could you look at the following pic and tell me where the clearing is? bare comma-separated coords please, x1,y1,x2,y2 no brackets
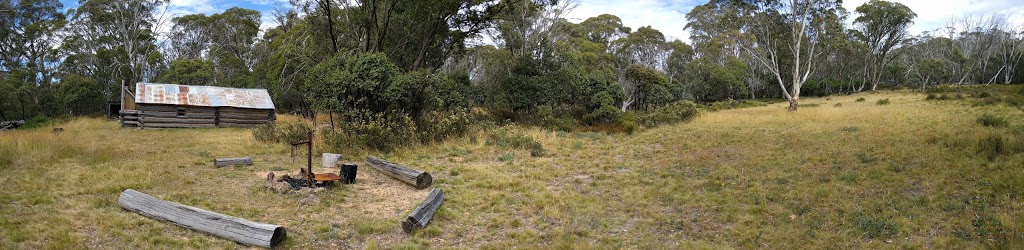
1,89,1023,249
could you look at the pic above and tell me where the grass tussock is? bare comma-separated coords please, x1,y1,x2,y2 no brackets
977,114,1009,127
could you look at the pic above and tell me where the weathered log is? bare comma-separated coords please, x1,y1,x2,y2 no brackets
139,105,216,113
140,117,216,124
402,188,444,233
119,109,139,115
120,120,140,126
219,107,273,114
139,111,216,119
365,156,432,189
120,115,140,121
218,113,271,120
218,118,271,124
141,123,216,128
214,157,252,167
117,189,286,248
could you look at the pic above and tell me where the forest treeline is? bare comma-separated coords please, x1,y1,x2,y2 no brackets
2,0,1023,131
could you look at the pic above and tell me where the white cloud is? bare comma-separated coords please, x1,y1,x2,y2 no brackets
566,0,699,42
167,0,217,15
843,0,1024,35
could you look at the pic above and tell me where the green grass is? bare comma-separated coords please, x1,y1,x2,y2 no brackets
978,114,1009,127
2,87,1024,248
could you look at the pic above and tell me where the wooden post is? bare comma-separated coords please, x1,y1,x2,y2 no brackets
402,188,444,233
120,79,125,111
118,189,287,248
365,156,432,189
214,157,253,168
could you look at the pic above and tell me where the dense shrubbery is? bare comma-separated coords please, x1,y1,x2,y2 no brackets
322,112,417,152
632,101,699,128
253,121,313,143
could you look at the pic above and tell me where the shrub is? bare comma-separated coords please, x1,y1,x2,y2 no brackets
486,126,545,157
634,101,698,128
876,98,890,105
18,116,52,130
926,93,937,100
978,134,1006,161
324,112,418,152
253,121,313,143
497,152,515,162
535,105,581,132
978,91,992,98
417,110,473,143
977,114,1008,127
855,97,866,102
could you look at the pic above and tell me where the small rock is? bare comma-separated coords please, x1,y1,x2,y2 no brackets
300,194,320,205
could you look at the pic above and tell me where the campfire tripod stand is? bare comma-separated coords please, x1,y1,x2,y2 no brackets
290,131,341,187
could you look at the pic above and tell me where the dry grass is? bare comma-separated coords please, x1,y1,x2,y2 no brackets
2,88,1024,249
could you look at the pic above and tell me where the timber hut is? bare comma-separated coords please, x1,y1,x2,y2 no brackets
121,83,276,129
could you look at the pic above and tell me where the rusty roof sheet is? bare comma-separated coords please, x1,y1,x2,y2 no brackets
135,82,275,110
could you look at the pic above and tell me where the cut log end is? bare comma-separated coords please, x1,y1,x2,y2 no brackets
416,173,433,189
270,227,287,247
401,220,416,233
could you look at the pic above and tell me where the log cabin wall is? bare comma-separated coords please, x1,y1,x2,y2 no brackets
136,104,274,129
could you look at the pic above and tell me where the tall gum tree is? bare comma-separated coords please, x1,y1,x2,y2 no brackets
853,0,916,91
742,0,843,111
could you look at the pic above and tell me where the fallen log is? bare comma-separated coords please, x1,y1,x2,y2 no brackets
402,188,444,233
117,189,286,248
365,156,432,189
214,157,253,167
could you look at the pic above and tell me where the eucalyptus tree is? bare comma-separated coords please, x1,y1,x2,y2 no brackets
944,15,1002,85
0,0,67,119
994,25,1024,84
163,8,262,87
62,0,168,100
742,0,843,111
167,14,210,60
575,14,630,47
331,0,512,71
853,0,916,91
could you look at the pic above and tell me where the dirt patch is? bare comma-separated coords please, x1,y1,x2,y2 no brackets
254,163,432,219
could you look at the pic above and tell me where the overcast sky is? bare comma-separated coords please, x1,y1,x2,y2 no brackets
59,0,1024,42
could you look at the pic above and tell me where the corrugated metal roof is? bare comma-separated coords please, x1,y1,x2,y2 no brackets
135,83,275,110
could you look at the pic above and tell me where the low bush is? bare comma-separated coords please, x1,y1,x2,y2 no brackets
252,121,313,143
855,98,866,102
486,126,545,157
417,110,473,143
18,116,53,130
324,112,418,152
634,101,698,128
977,114,1008,127
701,99,770,111
978,134,1006,161
876,98,890,105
